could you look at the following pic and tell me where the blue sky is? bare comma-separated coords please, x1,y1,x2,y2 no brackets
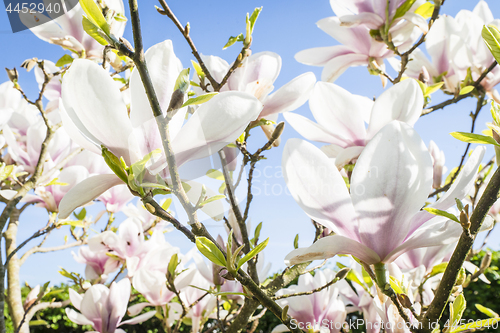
1,0,499,285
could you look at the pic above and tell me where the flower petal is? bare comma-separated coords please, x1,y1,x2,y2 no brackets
295,45,355,66
58,174,124,219
367,79,423,139
282,139,359,240
61,59,133,163
284,235,381,266
322,54,370,82
171,92,262,166
283,112,340,143
259,72,316,118
120,310,157,326
65,308,94,326
128,302,152,316
352,121,433,260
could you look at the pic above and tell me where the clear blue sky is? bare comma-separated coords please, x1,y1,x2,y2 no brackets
0,0,499,285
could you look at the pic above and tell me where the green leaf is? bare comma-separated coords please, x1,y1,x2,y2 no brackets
430,262,448,277
174,68,190,93
455,198,464,212
55,54,74,67
191,60,205,78
475,304,499,318
415,2,434,19
425,82,444,96
459,86,474,95
450,132,499,146
206,169,225,180
389,276,404,294
196,237,226,267
82,17,108,46
102,147,128,183
199,195,225,207
44,178,69,186
29,320,49,326
181,92,218,108
449,318,500,333
254,222,263,241
223,33,244,50
0,164,14,182
114,12,128,22
450,294,466,327
423,207,460,223
482,25,500,65
73,208,86,220
293,234,299,249
237,238,269,269
218,182,226,194
58,220,86,228
393,0,417,21
79,0,110,35
161,198,172,211
248,7,262,33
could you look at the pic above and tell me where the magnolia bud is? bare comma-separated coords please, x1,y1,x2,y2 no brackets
480,252,492,271
335,267,350,280
5,67,18,83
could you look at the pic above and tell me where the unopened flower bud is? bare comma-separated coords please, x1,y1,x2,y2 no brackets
480,252,492,271
5,67,18,83
21,58,38,72
397,293,413,309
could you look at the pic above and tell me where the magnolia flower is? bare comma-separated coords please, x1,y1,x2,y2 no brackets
88,218,166,276
22,165,89,213
20,0,126,60
72,246,121,280
58,40,262,219
66,279,155,333
399,1,500,95
284,79,423,168
283,121,485,266
429,140,446,189
295,16,393,82
273,269,346,333
3,117,72,173
98,184,134,214
122,201,159,230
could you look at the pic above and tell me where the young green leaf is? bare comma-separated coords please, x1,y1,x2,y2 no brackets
450,294,466,327
482,25,500,65
196,237,227,267
174,68,190,93
475,304,499,318
459,86,474,95
55,54,74,67
223,33,244,50
423,207,460,223
206,169,225,180
102,147,128,183
415,2,434,19
181,92,218,108
248,7,262,33
430,262,448,277
393,0,417,21
449,318,500,333
450,132,499,146
79,0,110,35
237,237,269,269
199,195,226,208
82,17,109,46
293,234,299,249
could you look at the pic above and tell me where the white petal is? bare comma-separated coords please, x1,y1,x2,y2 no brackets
171,92,262,166
352,121,433,260
367,79,423,139
184,180,224,221
282,139,359,240
322,53,370,82
65,308,94,326
69,288,83,310
58,174,124,219
284,235,381,266
283,112,339,143
120,310,156,326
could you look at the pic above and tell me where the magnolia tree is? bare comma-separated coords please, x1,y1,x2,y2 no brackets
2,0,500,332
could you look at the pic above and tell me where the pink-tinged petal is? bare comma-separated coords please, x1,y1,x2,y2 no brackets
171,92,262,166
295,45,355,66
334,146,364,169
352,121,433,260
259,72,316,118
69,288,83,311
271,324,289,333
316,17,376,55
322,53,370,82
282,139,359,240
283,112,340,143
184,180,224,221
80,284,109,326
61,59,133,163
320,144,344,159
402,12,429,33
108,279,131,330
432,147,485,211
407,146,485,234
120,310,156,326
310,82,370,147
1,190,18,201
65,308,94,326
367,79,423,139
234,52,281,92
382,217,462,263
58,174,124,219
284,235,381,266
338,13,384,29
128,302,152,316
201,55,230,86
59,99,101,155
130,40,182,127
